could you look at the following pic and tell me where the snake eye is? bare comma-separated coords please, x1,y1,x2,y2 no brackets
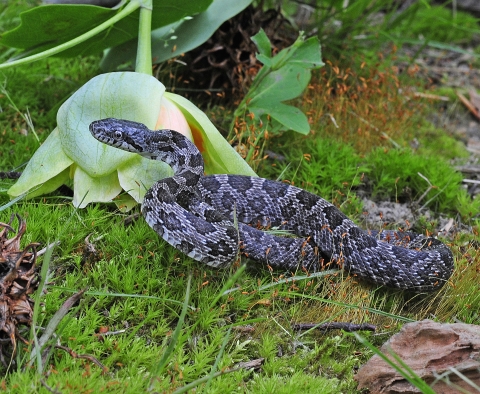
114,130,123,139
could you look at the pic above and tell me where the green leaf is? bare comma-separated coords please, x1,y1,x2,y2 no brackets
117,154,173,204
251,28,272,58
249,65,311,106
8,127,73,198
288,36,324,69
165,92,256,177
268,33,305,70
1,4,113,53
57,72,165,177
101,0,252,70
264,34,323,71
72,166,122,208
1,0,213,58
255,54,272,67
250,102,310,134
233,33,323,135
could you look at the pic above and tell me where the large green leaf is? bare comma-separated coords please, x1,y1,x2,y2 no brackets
101,0,252,70
1,0,212,58
72,166,122,207
57,72,166,177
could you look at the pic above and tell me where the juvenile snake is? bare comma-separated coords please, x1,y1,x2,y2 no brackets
89,118,454,291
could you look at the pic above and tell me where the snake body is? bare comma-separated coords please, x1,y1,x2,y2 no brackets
89,118,454,291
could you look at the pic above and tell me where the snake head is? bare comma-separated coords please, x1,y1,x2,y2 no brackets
89,118,151,154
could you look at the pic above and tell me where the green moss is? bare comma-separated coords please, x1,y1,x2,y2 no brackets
397,6,479,44
364,147,479,219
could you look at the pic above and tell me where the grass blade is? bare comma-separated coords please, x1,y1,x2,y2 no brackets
148,273,192,391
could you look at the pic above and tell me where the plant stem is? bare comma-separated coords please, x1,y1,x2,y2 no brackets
136,1,153,75
0,1,141,70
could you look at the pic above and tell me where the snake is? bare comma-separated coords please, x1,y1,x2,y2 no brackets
89,118,454,292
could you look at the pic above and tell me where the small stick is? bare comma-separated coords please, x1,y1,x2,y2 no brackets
413,92,449,101
235,358,264,370
457,91,480,120
463,179,480,185
40,379,62,394
293,322,376,332
54,345,108,373
95,329,127,337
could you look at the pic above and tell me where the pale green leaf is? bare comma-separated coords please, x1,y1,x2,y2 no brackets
8,127,73,198
72,166,122,208
112,193,139,212
117,155,173,203
57,72,165,177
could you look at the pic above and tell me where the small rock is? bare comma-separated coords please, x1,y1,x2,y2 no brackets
361,198,423,228
355,319,480,393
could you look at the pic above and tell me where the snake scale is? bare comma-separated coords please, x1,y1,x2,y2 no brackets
89,118,454,292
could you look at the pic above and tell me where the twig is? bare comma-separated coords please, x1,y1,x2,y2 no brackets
455,165,480,175
293,322,376,332
413,92,449,101
123,212,141,225
40,378,63,394
463,179,480,185
327,113,339,128
54,345,108,373
37,241,61,256
235,358,264,370
232,325,255,333
346,109,379,131
94,329,127,337
457,91,480,120
416,172,435,205
439,218,455,234
28,289,87,368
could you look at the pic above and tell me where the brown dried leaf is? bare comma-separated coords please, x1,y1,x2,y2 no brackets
0,214,40,365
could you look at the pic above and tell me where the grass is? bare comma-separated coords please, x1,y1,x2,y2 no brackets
296,0,480,61
1,1,480,393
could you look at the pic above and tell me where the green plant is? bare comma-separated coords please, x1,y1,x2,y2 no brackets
233,29,323,136
227,29,323,168
1,0,252,71
3,0,256,209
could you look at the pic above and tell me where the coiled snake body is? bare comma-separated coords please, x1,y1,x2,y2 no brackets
89,118,454,291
